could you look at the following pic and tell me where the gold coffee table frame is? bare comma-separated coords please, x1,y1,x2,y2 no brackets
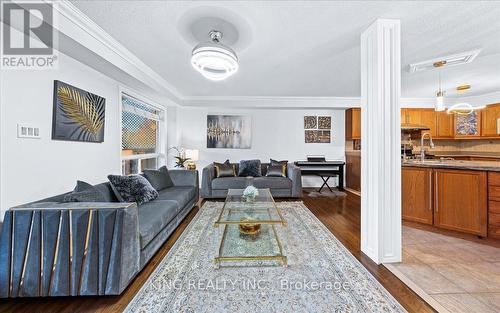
213,189,287,267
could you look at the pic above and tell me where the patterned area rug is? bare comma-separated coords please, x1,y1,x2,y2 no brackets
125,202,405,313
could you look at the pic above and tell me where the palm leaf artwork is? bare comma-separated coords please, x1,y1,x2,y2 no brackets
57,85,105,142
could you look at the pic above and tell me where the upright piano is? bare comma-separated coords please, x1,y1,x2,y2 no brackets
295,156,345,192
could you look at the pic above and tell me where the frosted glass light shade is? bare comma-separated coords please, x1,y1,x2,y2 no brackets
435,93,445,112
191,43,238,81
185,149,199,161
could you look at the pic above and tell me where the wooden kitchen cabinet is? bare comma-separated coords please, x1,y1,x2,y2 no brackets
345,108,361,140
401,108,437,136
345,151,361,192
402,167,433,225
481,103,500,137
435,111,454,138
420,109,437,137
488,172,500,239
434,169,487,237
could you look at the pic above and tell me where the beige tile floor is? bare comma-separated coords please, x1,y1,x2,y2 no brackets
386,226,500,313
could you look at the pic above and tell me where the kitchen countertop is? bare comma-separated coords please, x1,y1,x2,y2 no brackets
402,159,500,172
419,151,500,159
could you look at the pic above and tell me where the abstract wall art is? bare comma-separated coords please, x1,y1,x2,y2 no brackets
304,115,332,143
207,115,252,149
52,80,105,142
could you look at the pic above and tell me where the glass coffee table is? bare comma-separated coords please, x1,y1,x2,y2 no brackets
213,188,287,267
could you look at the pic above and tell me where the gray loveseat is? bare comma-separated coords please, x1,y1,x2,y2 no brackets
0,169,198,298
201,162,302,198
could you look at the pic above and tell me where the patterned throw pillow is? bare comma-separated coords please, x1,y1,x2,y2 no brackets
214,160,236,178
63,180,106,202
107,175,158,205
238,159,262,177
143,166,174,191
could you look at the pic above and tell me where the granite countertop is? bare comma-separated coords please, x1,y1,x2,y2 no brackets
402,159,500,172
420,151,500,159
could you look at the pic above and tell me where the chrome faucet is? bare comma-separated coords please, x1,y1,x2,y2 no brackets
420,132,435,161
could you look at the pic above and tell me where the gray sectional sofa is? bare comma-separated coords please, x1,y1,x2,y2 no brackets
201,162,302,198
0,169,198,298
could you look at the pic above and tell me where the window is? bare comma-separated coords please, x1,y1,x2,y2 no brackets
121,93,164,175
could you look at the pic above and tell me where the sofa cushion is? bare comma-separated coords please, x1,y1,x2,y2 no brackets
138,200,179,249
266,164,287,178
212,177,252,190
238,159,262,177
108,175,158,205
214,160,236,178
156,186,196,208
270,159,288,173
252,177,292,189
93,183,119,202
63,180,106,202
143,166,174,191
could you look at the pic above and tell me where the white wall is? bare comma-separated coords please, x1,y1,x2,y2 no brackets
0,53,122,215
0,52,178,218
178,107,346,187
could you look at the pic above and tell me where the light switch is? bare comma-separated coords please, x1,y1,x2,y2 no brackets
17,124,41,139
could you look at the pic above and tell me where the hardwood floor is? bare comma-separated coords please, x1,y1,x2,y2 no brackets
0,190,434,313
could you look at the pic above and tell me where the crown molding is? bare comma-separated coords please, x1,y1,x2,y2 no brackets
50,1,184,101
181,96,361,109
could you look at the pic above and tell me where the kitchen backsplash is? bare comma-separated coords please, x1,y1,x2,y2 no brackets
413,139,500,152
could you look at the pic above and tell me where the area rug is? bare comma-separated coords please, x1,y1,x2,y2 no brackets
125,202,405,313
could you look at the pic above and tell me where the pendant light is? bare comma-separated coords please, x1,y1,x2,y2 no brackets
191,30,239,81
434,61,446,111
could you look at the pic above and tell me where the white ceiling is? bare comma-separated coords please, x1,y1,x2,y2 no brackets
71,0,500,99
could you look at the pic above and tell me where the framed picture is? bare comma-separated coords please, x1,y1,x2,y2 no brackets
454,111,481,137
304,116,317,129
52,80,105,142
304,115,332,143
207,115,252,149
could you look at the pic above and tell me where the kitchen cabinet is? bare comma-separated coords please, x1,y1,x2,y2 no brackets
434,169,487,237
345,151,361,192
435,111,454,138
345,108,361,140
401,108,437,137
489,172,500,239
402,167,433,224
481,103,500,137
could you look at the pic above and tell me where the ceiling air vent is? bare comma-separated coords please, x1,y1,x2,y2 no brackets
408,49,481,73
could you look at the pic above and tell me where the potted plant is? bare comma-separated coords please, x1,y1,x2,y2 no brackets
168,146,190,168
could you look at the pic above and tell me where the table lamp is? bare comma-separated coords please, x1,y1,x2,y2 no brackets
185,149,199,170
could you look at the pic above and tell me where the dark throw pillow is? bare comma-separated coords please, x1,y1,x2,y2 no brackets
214,160,236,178
238,159,262,177
63,180,106,202
107,175,158,205
143,166,174,191
266,164,287,177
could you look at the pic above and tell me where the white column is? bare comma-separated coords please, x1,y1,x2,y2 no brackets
360,19,402,264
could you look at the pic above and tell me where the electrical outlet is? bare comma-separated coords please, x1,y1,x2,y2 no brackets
17,124,41,139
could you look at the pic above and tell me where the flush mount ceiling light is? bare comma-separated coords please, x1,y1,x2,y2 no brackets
191,30,238,81
434,61,446,112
